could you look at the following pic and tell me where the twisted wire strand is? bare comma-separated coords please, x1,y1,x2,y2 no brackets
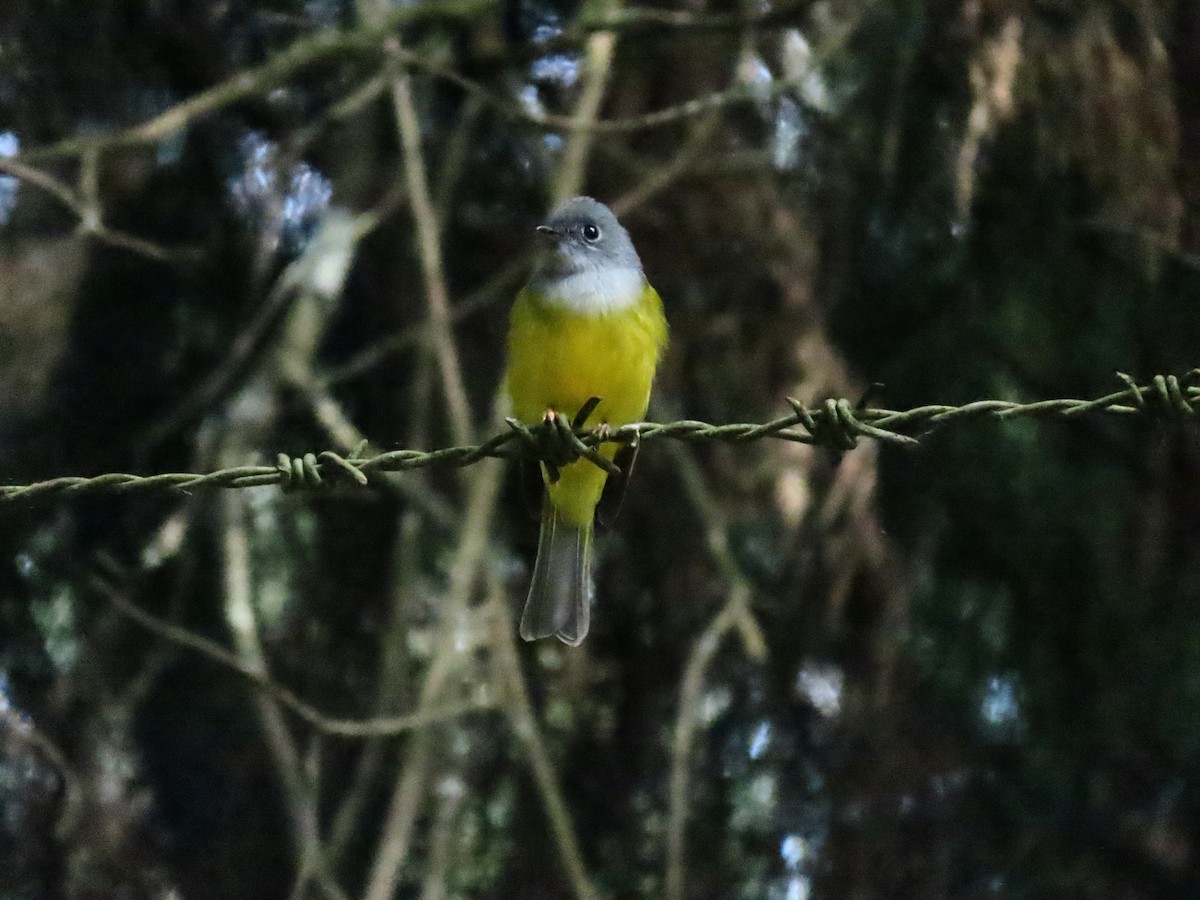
3,371,1196,504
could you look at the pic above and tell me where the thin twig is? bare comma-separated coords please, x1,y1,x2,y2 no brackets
354,5,500,893
326,335,437,866
18,0,498,164
576,1,808,33
12,0,856,192
668,441,768,658
489,582,601,900
318,253,529,386
662,441,767,900
388,45,803,135
612,111,721,216
551,0,620,204
220,475,326,882
418,776,465,900
386,67,474,445
357,0,476,449
288,70,392,153
665,591,747,900
384,0,873,137
0,157,79,208
93,573,492,737
0,706,84,841
0,157,190,262
135,260,302,449
433,94,485,232
362,453,506,900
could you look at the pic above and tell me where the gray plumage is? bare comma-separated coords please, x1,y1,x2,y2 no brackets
519,504,592,646
529,196,643,288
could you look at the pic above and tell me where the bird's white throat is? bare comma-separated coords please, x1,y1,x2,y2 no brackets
540,266,644,314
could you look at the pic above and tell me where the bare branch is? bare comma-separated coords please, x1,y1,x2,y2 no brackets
0,157,192,263
665,590,749,900
362,452,506,900
19,0,498,164
661,441,769,900
551,0,620,203
489,585,601,900
318,253,528,386
386,66,474,444
93,571,492,738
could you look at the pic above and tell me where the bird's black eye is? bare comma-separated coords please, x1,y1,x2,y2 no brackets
582,223,601,242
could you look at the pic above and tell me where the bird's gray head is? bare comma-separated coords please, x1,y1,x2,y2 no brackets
529,197,645,312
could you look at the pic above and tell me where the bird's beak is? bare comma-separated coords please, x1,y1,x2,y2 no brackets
536,224,563,242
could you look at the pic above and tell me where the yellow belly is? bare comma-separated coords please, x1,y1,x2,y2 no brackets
505,283,667,525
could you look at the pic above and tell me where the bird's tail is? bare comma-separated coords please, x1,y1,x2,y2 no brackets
519,502,593,646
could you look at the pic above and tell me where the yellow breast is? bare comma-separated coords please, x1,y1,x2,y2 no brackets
505,282,667,525
506,283,667,429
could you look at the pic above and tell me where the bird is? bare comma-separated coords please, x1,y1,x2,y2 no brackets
505,196,668,645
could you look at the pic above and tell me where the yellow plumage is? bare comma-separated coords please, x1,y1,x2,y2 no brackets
506,282,667,525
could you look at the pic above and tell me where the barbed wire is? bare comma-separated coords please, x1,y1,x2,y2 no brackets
2,371,1197,505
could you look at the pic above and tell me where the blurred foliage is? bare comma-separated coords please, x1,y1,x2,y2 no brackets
1,0,1199,897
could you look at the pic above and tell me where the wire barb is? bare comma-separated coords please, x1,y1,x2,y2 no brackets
2,372,1197,505
1115,370,1199,419
277,453,323,491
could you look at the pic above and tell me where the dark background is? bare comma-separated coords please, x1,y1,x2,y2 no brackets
2,1,1199,897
